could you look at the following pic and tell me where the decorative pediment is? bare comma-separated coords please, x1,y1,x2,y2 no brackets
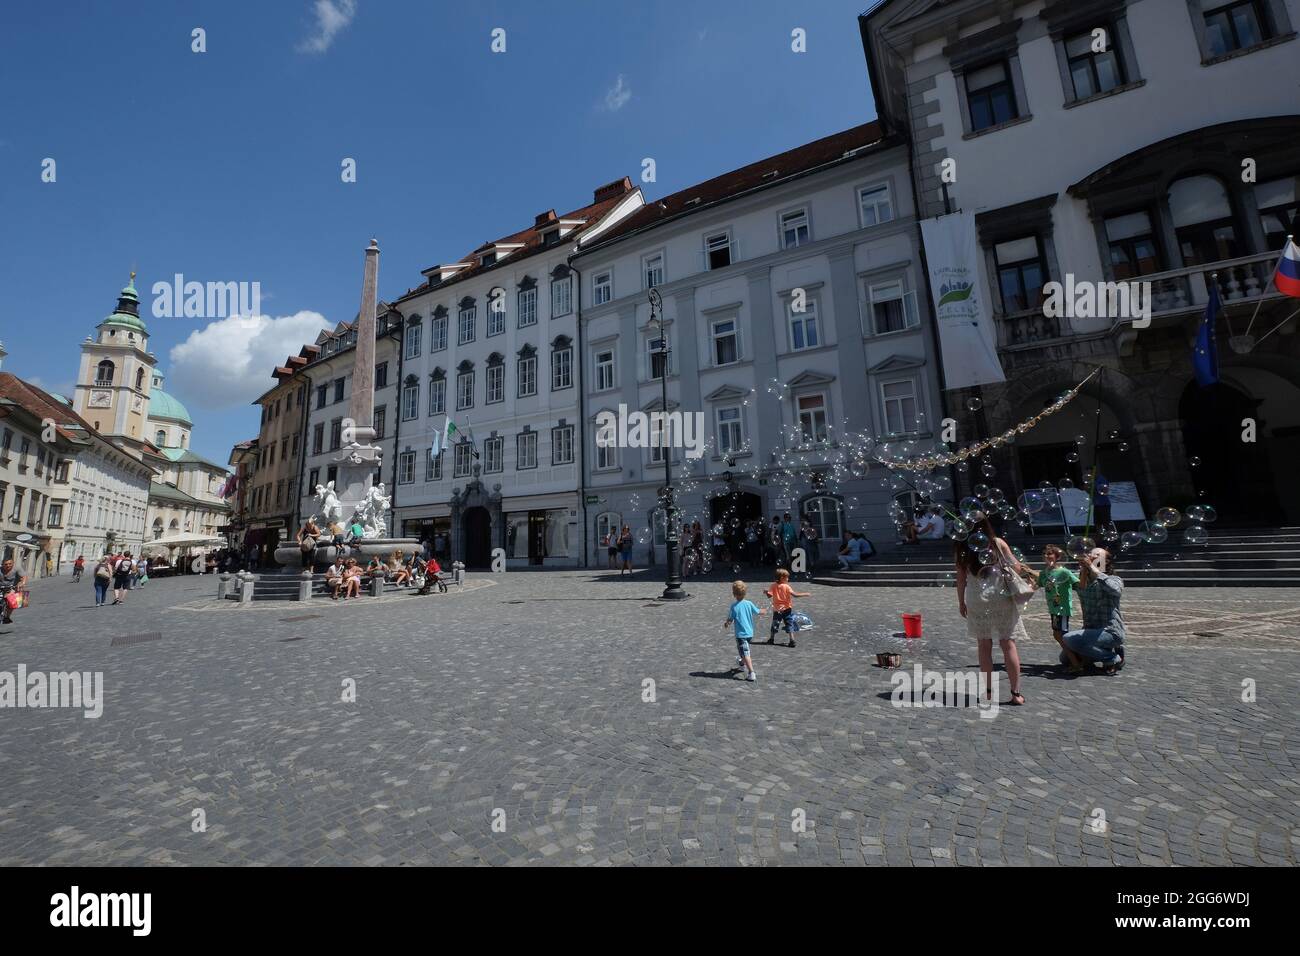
429,366,446,381
551,334,572,350
550,264,571,279
403,373,419,386
432,304,448,319
517,275,537,291
641,396,681,413
458,296,476,309
517,343,537,359
705,383,751,402
785,370,836,389
868,354,926,374
457,359,474,372
406,313,422,326
486,351,504,366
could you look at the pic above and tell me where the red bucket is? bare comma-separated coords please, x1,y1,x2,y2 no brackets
901,613,923,639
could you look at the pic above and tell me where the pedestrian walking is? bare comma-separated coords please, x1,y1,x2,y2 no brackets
1,558,27,625
92,555,113,607
763,568,811,647
956,518,1031,706
722,580,765,683
111,552,134,605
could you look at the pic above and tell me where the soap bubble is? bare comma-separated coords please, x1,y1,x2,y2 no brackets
1059,477,1075,490
969,531,990,551
1066,535,1095,557
1018,490,1047,514
977,564,1005,599
1066,451,1080,463
960,497,986,521
1074,434,1087,446
1098,522,1120,543
1118,441,1130,452
1184,524,1208,545
1188,456,1202,468
977,548,998,566
966,396,983,412
1120,530,1145,550
1139,521,1167,544
948,517,970,542
973,483,992,497
1107,429,1121,440
956,461,969,473
1154,507,1181,528
1185,503,1217,523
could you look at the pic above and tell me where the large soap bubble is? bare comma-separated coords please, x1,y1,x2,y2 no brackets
1154,507,1181,528
1120,530,1145,550
1184,524,1208,545
1066,535,1096,557
1140,521,1168,544
1185,504,1218,524
977,564,1005,599
1017,490,1047,514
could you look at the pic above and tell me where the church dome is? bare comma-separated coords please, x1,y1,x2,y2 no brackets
148,372,192,425
101,274,148,334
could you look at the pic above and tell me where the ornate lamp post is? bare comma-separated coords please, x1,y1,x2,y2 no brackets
648,289,688,600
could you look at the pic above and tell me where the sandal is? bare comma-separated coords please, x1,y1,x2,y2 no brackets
1009,690,1026,706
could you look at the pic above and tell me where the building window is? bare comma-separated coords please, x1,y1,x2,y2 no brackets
859,183,894,227
405,323,421,359
393,450,413,485
453,442,474,477
552,425,574,465
716,406,743,455
797,394,829,444
517,431,538,469
804,495,843,541
704,231,734,270
456,370,475,410
316,384,328,408
648,336,668,379
643,253,664,289
155,429,167,447
518,354,537,397
487,290,506,336
517,287,538,327
780,208,810,248
486,364,504,404
401,382,419,420
711,318,739,365
593,271,612,305
1105,211,1162,279
375,362,388,389
309,467,319,490
551,344,573,390
428,378,446,415
425,450,443,482
1203,0,1270,56
327,465,337,485
595,433,618,471
333,378,345,403
458,305,476,345
1169,174,1242,265
594,348,616,391
431,313,448,351
789,300,820,351
95,360,114,385
551,276,573,317
993,236,1048,312
329,418,343,450
483,436,503,473
881,379,919,435
1064,27,1124,99
313,422,324,454
1256,177,1299,250
965,60,1018,131
47,503,63,528
866,280,919,334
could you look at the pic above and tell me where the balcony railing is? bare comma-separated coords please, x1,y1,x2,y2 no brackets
1147,251,1282,317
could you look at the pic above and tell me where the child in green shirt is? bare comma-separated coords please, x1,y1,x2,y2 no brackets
1038,544,1082,669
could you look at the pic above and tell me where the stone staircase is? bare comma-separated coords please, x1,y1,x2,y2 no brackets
813,526,1300,588
225,569,430,601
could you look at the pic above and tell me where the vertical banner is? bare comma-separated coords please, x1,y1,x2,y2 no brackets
919,211,1006,388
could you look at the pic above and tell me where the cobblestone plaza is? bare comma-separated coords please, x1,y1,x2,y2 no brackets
1,572,1296,866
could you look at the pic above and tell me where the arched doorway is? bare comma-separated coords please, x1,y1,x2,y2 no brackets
1180,380,1279,522
463,506,492,568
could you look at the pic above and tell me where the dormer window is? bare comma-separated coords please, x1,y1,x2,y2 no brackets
481,252,497,267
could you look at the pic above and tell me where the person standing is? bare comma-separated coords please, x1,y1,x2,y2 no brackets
618,525,634,575
955,518,1030,706
297,519,321,570
0,558,26,625
92,555,113,607
137,556,150,586
604,531,618,570
1060,547,1126,674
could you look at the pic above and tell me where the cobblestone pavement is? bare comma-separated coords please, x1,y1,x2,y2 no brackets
1,570,1297,866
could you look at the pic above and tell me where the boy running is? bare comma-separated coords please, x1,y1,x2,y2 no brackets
764,568,811,648
723,580,764,683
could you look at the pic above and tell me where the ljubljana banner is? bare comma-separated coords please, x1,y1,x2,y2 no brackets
919,211,1006,389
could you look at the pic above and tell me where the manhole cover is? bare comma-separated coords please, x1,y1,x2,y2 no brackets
111,631,163,648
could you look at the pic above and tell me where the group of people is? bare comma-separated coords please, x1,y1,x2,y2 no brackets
322,550,446,600
955,516,1126,706
603,525,635,575
89,552,150,607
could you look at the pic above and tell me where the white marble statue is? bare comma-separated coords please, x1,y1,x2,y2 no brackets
348,482,391,538
313,481,344,530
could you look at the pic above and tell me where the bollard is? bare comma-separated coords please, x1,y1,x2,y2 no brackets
369,574,382,598
298,570,314,602
239,571,256,605
216,573,231,601
452,561,465,589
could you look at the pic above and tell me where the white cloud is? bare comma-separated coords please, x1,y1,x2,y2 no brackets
298,0,357,54
601,74,632,112
167,311,331,410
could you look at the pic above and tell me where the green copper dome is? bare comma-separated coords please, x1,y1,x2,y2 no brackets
102,274,148,334
149,387,192,426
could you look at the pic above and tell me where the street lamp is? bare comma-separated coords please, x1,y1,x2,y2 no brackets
648,288,688,601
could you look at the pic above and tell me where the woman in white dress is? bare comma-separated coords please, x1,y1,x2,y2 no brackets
955,517,1032,705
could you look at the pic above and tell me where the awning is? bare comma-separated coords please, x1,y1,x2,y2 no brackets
146,533,225,550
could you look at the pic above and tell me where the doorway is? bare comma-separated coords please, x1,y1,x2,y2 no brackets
463,506,492,568
1180,380,1278,522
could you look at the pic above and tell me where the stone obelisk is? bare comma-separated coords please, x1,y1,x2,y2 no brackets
332,239,383,521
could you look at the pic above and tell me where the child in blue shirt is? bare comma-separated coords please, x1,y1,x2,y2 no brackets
724,580,765,682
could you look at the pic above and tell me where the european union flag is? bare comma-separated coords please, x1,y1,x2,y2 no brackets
1192,280,1220,387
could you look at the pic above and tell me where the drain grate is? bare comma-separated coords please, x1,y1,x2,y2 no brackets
279,614,321,622
1193,631,1224,638
110,631,163,648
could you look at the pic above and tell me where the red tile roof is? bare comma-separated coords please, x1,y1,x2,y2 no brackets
0,372,96,445
583,123,891,251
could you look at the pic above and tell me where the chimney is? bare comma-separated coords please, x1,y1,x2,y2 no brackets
593,176,633,203
0,340,6,372
534,209,558,228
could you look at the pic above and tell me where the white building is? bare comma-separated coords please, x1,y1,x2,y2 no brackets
860,0,1300,523
389,178,644,567
572,123,946,566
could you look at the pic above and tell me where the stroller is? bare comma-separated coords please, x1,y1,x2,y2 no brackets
417,559,449,594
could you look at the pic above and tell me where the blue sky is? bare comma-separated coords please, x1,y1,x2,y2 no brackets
0,0,877,466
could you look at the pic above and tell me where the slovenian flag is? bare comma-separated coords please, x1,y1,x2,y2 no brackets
430,418,459,457
1276,237,1300,299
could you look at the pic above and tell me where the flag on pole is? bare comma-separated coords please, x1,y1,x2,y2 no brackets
1192,280,1220,388
463,416,480,459
1276,237,1300,298
430,417,459,457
